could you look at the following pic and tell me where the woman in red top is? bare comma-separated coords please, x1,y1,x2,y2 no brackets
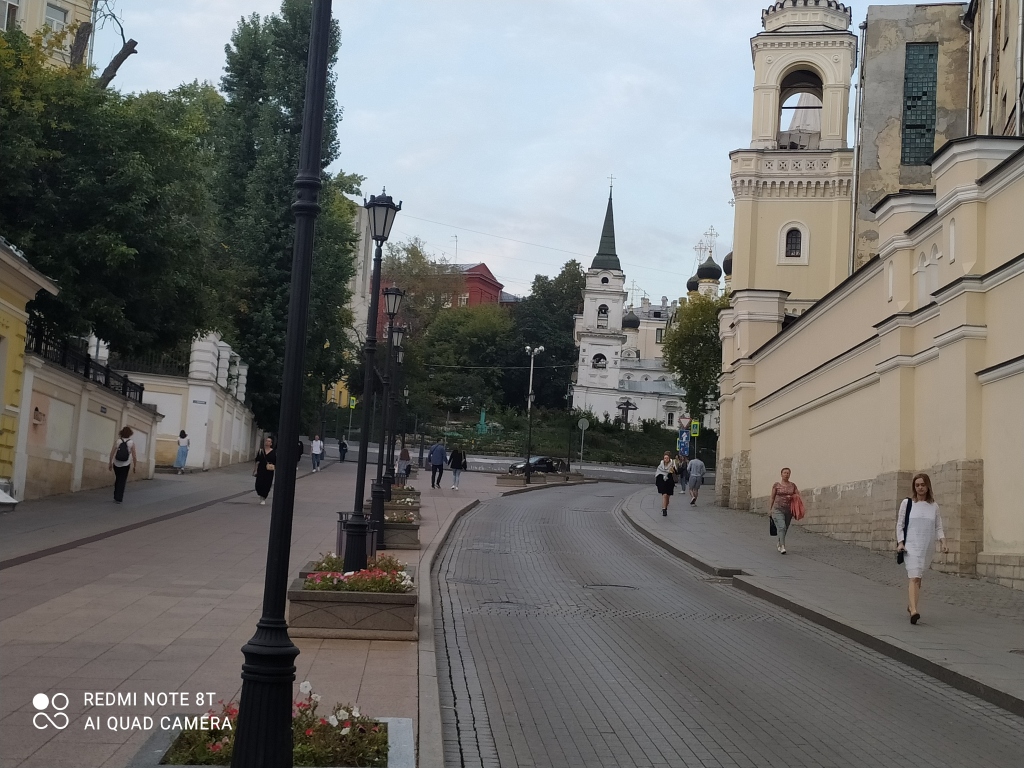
769,467,798,554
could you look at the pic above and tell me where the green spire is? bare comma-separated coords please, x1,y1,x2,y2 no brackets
590,191,620,271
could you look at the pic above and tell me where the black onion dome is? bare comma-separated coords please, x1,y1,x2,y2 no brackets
696,254,722,281
723,251,733,277
686,274,700,293
622,310,640,329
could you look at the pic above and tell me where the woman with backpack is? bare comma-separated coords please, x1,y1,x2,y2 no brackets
174,431,190,475
108,426,137,503
896,473,947,624
253,436,277,506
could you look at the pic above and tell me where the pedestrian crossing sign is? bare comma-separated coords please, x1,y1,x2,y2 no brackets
349,397,357,409
690,421,700,437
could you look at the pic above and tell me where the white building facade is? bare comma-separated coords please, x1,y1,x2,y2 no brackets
571,192,694,429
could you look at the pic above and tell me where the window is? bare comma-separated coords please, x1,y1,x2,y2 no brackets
2,0,18,31
601,276,609,284
901,43,938,165
948,219,956,264
45,3,67,31
597,304,609,329
458,293,469,307
655,328,664,343
667,413,675,426
591,354,607,369
785,228,802,258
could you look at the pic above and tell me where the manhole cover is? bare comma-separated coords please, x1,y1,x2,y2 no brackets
583,584,638,590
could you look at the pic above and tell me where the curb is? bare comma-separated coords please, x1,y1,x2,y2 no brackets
499,479,598,496
620,491,1024,719
417,498,481,768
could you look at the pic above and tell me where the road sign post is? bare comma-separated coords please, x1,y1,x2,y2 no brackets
578,417,590,466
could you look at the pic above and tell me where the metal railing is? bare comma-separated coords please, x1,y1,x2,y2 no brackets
107,351,189,377
26,324,145,404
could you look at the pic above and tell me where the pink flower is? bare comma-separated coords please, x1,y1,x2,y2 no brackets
209,743,222,752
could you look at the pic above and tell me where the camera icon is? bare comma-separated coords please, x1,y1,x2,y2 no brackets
32,693,69,730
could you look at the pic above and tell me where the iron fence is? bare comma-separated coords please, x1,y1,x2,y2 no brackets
25,324,145,404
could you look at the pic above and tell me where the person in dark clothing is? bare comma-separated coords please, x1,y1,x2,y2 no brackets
339,438,348,462
447,445,467,490
428,439,447,488
254,437,277,505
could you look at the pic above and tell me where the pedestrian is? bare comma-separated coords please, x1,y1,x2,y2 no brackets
686,453,706,506
174,430,190,475
296,439,304,468
396,446,411,487
428,438,447,489
768,467,800,554
448,445,467,490
675,452,690,487
254,436,277,506
896,473,947,625
339,437,348,462
655,451,676,516
108,426,137,504
311,434,324,472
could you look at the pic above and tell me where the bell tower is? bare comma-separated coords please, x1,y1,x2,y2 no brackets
729,0,857,313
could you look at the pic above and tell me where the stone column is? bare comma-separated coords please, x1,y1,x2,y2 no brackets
228,354,240,398
215,341,231,389
189,334,219,382
235,363,249,403
11,357,41,500
70,384,93,492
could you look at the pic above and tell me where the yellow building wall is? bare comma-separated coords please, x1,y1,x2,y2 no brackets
0,289,28,481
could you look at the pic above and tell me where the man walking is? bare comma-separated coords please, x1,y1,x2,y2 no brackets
686,453,706,506
428,438,447,489
339,437,348,462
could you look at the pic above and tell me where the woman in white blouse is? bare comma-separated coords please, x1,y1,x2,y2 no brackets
896,473,947,624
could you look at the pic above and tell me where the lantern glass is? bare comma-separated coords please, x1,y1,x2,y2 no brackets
391,325,406,348
364,190,402,242
383,287,403,318
396,348,405,364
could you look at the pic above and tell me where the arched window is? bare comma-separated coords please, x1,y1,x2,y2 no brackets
785,228,802,258
667,413,675,426
592,354,607,369
597,304,609,329
601,276,609,284
778,69,823,149
915,252,929,306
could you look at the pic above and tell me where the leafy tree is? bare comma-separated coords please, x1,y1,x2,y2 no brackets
415,304,514,413
0,28,226,352
661,294,729,422
381,237,465,337
218,0,360,429
504,260,585,409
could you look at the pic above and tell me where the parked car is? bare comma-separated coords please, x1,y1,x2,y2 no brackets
508,456,565,475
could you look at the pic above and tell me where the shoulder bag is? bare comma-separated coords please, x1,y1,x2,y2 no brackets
791,492,805,521
896,497,912,564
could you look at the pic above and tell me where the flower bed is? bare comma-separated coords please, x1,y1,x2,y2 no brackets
147,684,392,767
384,508,418,524
288,556,418,640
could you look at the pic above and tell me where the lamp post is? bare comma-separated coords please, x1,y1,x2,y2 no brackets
231,1,332,765
384,325,406,480
371,287,404,550
524,345,544,484
341,191,401,572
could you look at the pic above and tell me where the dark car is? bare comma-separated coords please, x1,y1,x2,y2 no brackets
508,456,565,475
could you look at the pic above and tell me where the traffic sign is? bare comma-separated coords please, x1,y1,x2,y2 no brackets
349,396,357,409
690,420,700,437
577,418,590,431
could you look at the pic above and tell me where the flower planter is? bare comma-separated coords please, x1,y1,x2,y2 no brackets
496,474,526,487
126,715,414,768
287,578,418,640
382,522,420,550
383,501,420,513
298,562,417,581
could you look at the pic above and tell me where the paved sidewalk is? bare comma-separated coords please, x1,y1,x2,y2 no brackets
0,456,500,768
623,489,1024,716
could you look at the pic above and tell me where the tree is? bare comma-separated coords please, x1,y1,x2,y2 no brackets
381,238,465,337
504,260,585,409
661,294,729,422
218,0,360,429
415,304,514,413
0,28,227,353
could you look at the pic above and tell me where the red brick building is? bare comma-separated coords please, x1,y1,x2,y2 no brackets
456,263,503,306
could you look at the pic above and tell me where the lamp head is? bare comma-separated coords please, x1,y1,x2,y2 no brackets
364,188,402,243
383,286,404,319
391,324,406,348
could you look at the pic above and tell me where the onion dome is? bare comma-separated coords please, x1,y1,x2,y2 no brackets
622,310,640,329
696,253,722,281
686,274,700,293
723,251,733,277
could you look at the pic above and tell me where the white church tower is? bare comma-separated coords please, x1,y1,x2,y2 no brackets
573,190,627,404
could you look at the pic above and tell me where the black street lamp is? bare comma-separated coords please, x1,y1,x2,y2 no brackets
341,190,401,572
371,287,404,550
524,345,544,484
231,1,332,765
385,326,406,475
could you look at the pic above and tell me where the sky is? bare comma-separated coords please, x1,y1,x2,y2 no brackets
92,0,910,303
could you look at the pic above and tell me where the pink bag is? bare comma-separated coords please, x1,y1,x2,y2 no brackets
791,492,805,521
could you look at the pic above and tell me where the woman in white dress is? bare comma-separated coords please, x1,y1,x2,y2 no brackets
896,473,947,624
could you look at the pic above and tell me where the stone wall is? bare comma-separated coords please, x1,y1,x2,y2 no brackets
715,455,732,507
728,450,751,510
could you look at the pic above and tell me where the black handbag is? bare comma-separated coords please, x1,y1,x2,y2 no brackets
769,517,778,536
896,497,912,563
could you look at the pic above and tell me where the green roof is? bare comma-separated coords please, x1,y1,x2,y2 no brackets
590,193,620,270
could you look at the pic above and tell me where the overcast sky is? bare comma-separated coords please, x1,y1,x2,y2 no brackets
93,0,909,302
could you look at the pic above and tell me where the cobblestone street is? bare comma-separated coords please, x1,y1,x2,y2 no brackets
435,484,1024,768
